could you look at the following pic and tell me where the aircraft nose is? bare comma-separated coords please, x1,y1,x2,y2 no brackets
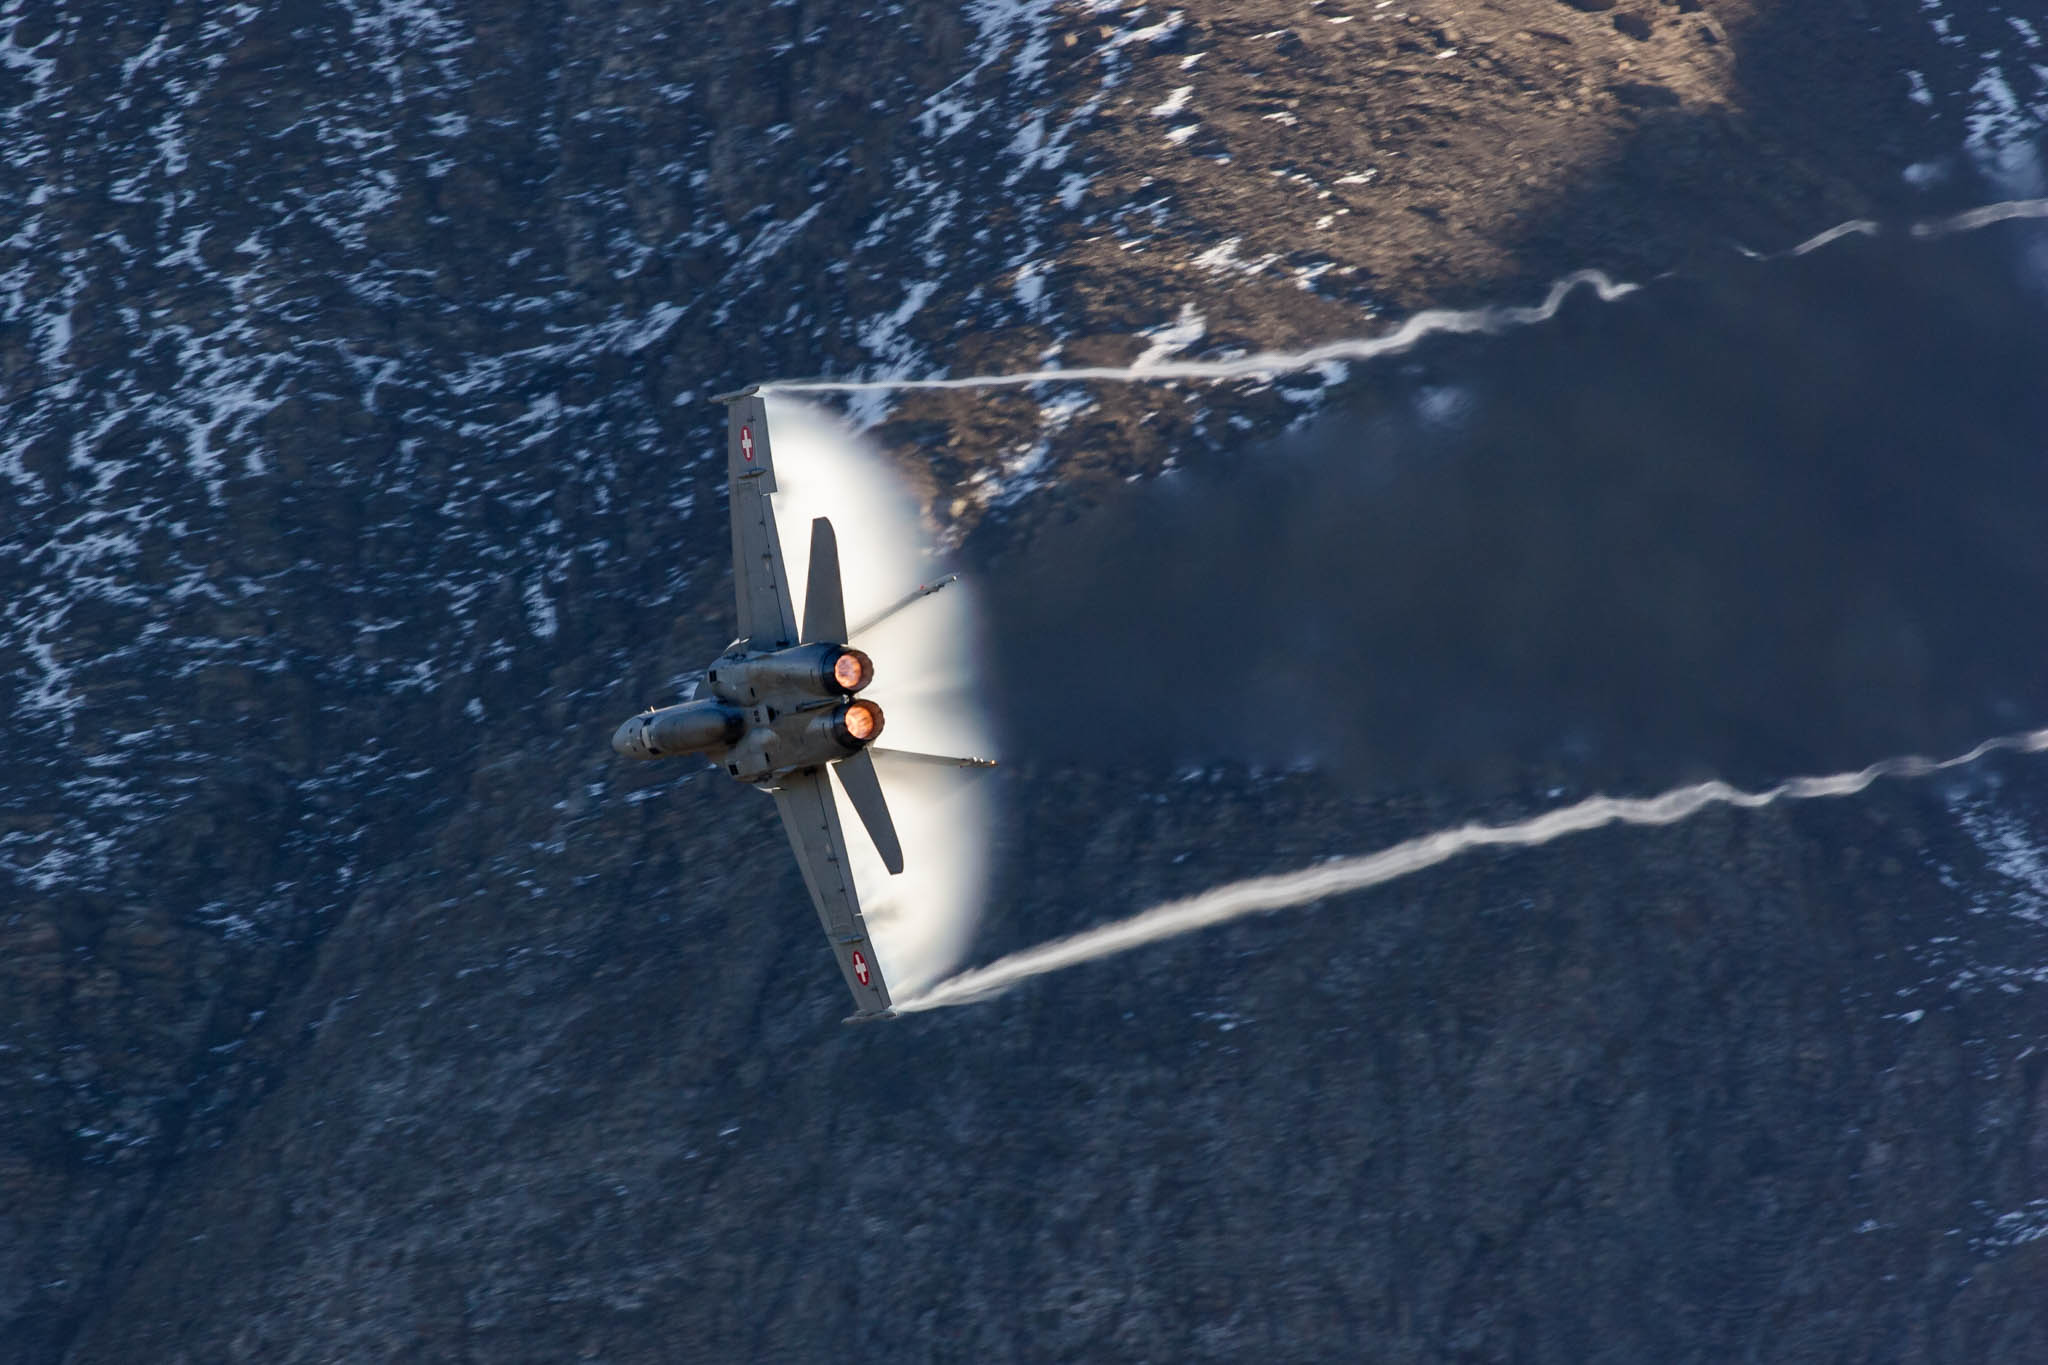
611,716,641,757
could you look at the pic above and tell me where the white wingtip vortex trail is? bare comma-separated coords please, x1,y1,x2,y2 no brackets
762,270,1639,396
761,199,2048,399
892,727,2048,1014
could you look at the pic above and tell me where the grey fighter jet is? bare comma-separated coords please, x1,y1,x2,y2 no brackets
611,390,989,1020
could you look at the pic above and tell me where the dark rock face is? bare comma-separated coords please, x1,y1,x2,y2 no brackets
2,1,2044,1361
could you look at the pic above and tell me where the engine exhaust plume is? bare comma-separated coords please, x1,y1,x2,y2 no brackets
982,212,2048,798
895,727,2048,1013
759,399,994,996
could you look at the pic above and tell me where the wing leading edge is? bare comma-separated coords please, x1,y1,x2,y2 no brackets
771,766,894,1016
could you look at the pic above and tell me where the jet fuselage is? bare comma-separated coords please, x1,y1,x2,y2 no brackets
611,638,883,785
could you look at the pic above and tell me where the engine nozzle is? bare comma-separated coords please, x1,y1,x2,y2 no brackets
829,698,885,750
708,642,874,703
831,647,872,692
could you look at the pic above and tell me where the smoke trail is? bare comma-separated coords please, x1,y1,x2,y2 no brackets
763,199,2048,397
894,727,2048,1013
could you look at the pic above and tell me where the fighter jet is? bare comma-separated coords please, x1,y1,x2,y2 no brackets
611,389,990,1020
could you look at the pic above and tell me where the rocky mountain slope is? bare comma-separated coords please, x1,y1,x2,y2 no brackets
3,1,2045,1360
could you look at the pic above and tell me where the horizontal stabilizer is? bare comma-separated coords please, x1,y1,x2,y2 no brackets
833,747,904,875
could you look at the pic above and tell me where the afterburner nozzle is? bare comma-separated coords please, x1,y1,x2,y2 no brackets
813,697,885,752
831,647,872,692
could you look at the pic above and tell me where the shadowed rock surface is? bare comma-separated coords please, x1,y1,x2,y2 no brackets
2,1,2044,1361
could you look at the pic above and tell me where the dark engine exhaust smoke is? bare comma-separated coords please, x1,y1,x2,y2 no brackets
983,227,2048,796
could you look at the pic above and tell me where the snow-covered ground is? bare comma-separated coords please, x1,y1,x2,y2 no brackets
1914,0,2048,195
0,0,1057,916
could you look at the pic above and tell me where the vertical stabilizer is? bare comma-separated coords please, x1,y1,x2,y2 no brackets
801,517,849,645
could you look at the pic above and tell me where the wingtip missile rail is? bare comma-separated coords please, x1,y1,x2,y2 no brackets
869,748,998,770
849,574,961,639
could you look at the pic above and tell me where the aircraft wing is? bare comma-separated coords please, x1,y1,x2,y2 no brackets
771,765,893,1016
724,392,799,651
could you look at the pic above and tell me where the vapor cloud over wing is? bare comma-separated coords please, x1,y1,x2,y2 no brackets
764,400,994,996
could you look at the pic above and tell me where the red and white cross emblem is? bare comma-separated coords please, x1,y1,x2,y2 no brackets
739,425,755,462
851,950,870,986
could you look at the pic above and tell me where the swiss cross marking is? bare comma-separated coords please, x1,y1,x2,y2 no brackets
851,950,870,986
739,425,755,462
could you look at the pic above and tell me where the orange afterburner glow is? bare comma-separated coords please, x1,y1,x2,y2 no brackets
843,699,881,742
832,649,872,691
